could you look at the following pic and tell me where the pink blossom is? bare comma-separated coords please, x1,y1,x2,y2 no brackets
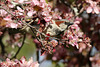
19,57,39,67
86,0,100,14
52,13,62,20
75,17,82,22
39,0,48,8
44,16,52,22
9,23,18,29
39,2,46,8
74,21,80,24
7,0,11,2
8,4,15,8
40,0,46,3
0,9,7,17
79,43,86,52
71,24,79,30
33,62,39,67
52,56,57,61
90,53,100,67
86,7,93,13
4,15,12,21
17,43,22,47
67,35,73,39
50,40,58,47
32,0,40,6
0,32,3,36
93,6,100,14
77,32,83,37
18,0,24,3
69,40,75,46
0,57,39,67
42,11,49,16
18,12,23,15
74,42,79,49
4,15,18,28
27,10,36,17
17,6,24,12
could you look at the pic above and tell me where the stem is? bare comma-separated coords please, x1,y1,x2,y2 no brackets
37,49,40,63
11,33,26,59
88,48,92,67
29,27,42,63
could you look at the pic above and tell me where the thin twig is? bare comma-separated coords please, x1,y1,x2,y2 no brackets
21,20,34,30
21,18,44,46
30,27,44,45
11,33,26,59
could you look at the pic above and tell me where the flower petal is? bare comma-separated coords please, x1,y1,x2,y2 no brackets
94,6,99,14
86,7,92,13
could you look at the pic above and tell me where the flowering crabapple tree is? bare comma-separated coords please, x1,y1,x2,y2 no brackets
0,0,100,67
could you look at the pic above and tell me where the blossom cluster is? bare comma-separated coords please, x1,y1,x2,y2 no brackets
85,0,100,14
0,0,100,67
90,53,100,67
0,56,39,67
0,0,92,53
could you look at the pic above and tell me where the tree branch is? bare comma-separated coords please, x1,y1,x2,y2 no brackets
11,33,26,59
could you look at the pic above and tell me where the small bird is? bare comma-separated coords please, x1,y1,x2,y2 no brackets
46,19,73,36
